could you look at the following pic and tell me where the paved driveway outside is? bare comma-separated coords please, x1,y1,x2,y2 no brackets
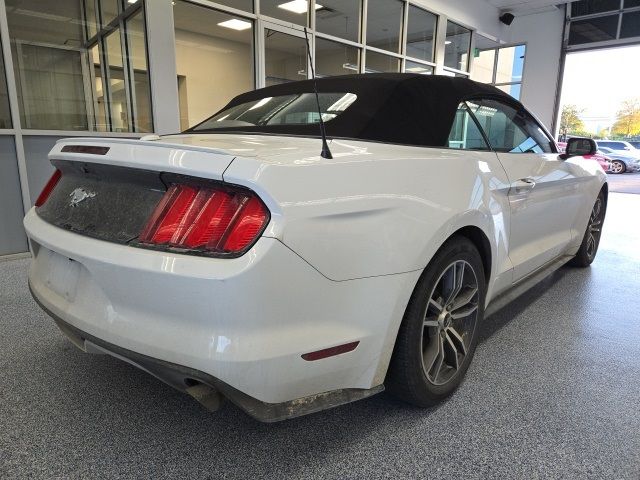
607,172,640,194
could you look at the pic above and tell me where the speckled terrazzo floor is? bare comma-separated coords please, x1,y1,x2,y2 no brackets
1,193,639,479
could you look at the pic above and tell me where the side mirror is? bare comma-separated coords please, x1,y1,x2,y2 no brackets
561,138,597,159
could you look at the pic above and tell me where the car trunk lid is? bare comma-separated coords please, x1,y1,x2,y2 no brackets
36,138,239,244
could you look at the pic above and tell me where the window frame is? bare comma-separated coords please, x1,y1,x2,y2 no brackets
442,20,472,74
446,101,491,151
404,3,438,64
464,96,557,154
82,0,152,133
365,0,406,55
471,43,526,100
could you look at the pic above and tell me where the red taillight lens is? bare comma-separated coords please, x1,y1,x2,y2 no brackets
139,183,269,255
35,169,62,207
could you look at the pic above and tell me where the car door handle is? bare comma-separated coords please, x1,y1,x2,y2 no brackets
512,177,536,194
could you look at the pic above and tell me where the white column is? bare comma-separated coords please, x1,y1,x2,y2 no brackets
145,0,180,134
434,14,448,75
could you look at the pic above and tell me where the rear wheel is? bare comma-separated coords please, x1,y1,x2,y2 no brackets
569,191,606,268
386,236,486,407
610,160,625,174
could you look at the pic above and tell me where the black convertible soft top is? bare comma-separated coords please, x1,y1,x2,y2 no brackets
189,73,523,148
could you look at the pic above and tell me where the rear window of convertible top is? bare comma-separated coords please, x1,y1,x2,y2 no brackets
192,93,357,131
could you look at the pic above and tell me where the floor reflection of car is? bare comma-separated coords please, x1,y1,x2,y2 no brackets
598,147,640,174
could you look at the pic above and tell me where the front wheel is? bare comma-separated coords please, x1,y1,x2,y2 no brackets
569,191,606,268
610,160,626,174
386,236,486,407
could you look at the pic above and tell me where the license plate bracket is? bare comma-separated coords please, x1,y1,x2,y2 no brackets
41,249,81,302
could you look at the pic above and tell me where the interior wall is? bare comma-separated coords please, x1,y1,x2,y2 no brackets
175,29,253,128
504,8,565,130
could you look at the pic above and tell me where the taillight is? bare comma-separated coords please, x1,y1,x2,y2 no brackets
35,169,62,207
138,182,269,256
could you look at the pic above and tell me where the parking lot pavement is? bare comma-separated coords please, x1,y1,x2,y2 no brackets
607,172,640,194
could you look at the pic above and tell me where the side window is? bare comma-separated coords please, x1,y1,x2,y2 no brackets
466,99,554,153
447,102,489,150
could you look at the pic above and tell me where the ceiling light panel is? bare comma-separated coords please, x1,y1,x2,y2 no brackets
217,19,252,31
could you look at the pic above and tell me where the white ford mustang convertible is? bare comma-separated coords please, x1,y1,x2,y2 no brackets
25,74,607,421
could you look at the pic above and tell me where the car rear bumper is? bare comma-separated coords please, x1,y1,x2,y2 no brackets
30,299,383,422
24,208,418,412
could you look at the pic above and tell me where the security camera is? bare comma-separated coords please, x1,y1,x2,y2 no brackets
499,12,515,25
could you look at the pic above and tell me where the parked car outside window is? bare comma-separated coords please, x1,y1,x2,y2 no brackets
596,140,639,154
598,146,640,173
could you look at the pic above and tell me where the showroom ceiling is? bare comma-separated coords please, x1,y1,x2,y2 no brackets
486,0,573,16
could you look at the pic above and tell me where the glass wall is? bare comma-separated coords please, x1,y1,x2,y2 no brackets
366,0,404,53
7,0,87,130
264,30,307,86
365,51,401,73
165,0,477,120
173,1,255,129
406,5,437,63
496,46,525,85
471,41,526,100
5,0,152,132
444,21,471,72
472,50,495,83
315,38,360,77
126,12,153,133
405,60,433,75
316,0,360,42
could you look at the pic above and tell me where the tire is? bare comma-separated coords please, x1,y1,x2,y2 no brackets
610,160,626,174
569,191,606,268
386,236,486,407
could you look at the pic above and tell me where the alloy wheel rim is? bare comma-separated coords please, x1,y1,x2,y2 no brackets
586,197,603,259
421,260,479,386
611,162,623,173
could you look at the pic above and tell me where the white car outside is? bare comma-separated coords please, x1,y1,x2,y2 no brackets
596,140,640,159
25,74,607,421
598,146,640,173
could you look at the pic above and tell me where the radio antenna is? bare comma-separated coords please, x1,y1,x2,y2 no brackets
303,27,332,159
